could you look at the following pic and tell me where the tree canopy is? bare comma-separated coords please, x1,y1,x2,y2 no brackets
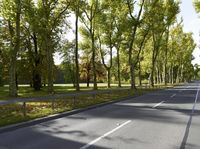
0,0,197,96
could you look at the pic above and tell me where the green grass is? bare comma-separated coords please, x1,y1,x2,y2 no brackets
0,87,158,127
0,82,176,101
0,82,178,127
0,83,132,100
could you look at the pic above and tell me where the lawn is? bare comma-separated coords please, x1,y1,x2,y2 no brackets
0,83,174,127
0,83,132,100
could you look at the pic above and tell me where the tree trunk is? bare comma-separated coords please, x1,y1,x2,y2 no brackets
16,73,18,90
176,67,180,83
90,12,97,90
0,60,3,86
86,64,90,87
171,65,174,84
150,63,155,87
9,0,21,97
75,6,80,91
107,68,111,88
151,33,160,88
92,33,97,90
33,33,42,91
164,27,169,85
168,66,171,84
130,64,136,89
160,70,162,84
154,72,157,85
116,47,121,87
157,67,159,84
138,60,142,86
87,72,90,88
98,31,113,89
9,52,17,97
127,0,144,90
181,65,184,82
46,35,54,93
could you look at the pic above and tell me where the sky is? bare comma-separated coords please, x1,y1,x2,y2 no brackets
54,0,200,65
180,0,200,65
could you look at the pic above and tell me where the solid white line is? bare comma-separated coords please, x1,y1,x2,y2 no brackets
152,101,164,108
79,120,131,149
192,87,200,114
170,94,176,98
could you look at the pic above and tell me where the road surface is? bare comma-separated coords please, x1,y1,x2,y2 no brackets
0,81,200,149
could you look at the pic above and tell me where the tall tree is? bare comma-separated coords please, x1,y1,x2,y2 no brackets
23,0,43,90
163,0,179,85
75,1,80,91
70,0,85,91
97,0,117,88
144,0,178,87
126,0,145,89
2,0,22,96
80,0,100,90
37,0,70,93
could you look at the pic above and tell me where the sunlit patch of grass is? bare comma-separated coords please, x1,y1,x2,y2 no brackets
0,87,159,127
0,82,172,127
0,83,132,100
0,86,10,100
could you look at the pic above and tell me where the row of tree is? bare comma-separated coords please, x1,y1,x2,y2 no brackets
0,0,197,97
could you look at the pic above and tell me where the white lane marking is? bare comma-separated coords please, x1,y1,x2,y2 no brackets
179,85,189,92
79,120,131,149
152,101,165,108
192,87,200,114
170,94,176,98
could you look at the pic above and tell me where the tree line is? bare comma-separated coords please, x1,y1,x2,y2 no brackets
0,0,197,97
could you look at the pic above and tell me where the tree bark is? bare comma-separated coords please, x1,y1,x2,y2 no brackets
98,33,113,89
150,58,156,87
164,27,169,85
75,4,80,91
176,67,180,83
46,35,54,93
116,47,121,87
127,0,144,90
130,63,136,89
107,68,111,88
92,32,97,90
87,72,90,87
86,63,90,87
90,9,97,90
181,65,184,82
171,65,174,84
138,60,142,86
32,33,42,91
9,0,21,97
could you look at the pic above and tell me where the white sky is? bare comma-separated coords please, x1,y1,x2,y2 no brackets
55,0,200,65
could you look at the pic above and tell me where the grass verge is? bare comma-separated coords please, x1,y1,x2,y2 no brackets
0,88,158,127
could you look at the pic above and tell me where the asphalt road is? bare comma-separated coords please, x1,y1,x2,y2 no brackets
0,81,200,149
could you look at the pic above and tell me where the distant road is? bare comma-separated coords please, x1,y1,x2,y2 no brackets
0,81,200,149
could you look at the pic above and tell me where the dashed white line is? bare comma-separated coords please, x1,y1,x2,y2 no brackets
152,101,165,108
79,120,132,149
170,94,176,98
